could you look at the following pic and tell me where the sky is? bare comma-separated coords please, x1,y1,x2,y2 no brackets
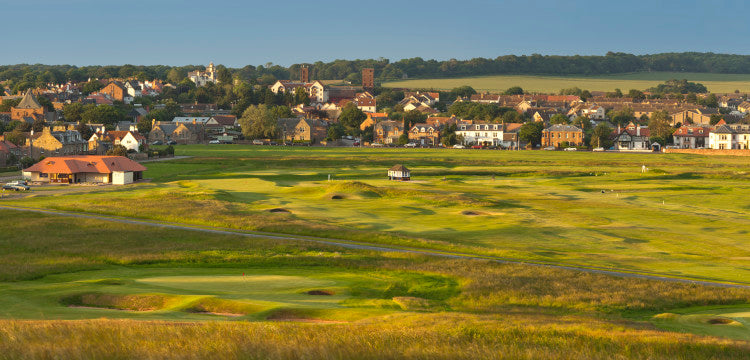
0,0,747,67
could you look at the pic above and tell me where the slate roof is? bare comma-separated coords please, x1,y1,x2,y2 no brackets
543,124,583,132
16,90,42,109
389,164,409,172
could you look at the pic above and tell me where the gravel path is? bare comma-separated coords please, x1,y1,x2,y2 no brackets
1,204,748,289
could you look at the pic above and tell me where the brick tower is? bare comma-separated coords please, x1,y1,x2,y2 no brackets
300,65,309,83
362,68,374,89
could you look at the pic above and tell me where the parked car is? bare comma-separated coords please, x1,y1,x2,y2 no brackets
252,139,265,145
3,182,29,191
471,145,483,149
370,143,384,147
404,143,417,148
452,144,465,149
564,147,577,151
150,140,163,145
166,140,177,145
208,140,221,144
543,146,556,151
592,147,605,152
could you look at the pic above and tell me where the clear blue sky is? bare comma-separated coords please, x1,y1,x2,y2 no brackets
2,0,746,67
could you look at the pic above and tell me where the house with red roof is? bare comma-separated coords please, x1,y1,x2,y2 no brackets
673,124,712,149
23,155,146,184
613,122,651,150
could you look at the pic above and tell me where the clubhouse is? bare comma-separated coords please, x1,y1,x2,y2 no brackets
23,155,146,185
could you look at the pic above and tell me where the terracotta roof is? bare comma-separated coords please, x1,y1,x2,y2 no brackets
389,164,409,172
24,156,146,174
673,126,711,137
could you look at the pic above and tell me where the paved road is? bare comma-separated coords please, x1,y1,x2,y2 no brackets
1,204,748,290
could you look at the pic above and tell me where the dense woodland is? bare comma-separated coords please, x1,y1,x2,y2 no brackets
3,53,750,91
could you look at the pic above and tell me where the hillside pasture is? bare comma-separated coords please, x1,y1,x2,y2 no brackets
382,72,750,93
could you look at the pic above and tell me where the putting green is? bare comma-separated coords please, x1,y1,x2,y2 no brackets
652,306,750,340
0,267,457,322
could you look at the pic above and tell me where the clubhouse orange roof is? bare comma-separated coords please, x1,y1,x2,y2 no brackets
24,155,147,174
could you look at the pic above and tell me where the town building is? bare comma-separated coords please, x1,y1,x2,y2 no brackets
708,123,750,150
188,62,217,86
613,122,651,150
456,122,505,146
270,80,328,103
277,118,329,143
10,90,45,121
542,124,584,148
26,127,88,158
373,120,404,144
23,155,146,185
672,125,711,149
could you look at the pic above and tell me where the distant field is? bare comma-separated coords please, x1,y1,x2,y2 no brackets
382,72,750,93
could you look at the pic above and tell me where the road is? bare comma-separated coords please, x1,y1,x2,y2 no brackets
1,204,748,290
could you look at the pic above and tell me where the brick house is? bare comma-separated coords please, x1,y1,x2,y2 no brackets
542,124,584,148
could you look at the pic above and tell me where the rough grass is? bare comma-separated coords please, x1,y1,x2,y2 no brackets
1,315,749,360
382,71,750,93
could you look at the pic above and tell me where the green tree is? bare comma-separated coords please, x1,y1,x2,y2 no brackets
77,123,94,140
32,118,46,133
518,122,544,147
709,114,723,125
216,65,233,84
238,104,279,139
440,123,458,146
397,133,409,145
628,89,646,100
63,103,84,122
403,110,427,129
550,114,569,125
294,87,310,106
167,69,185,84
338,103,367,135
504,86,524,95
648,110,673,144
81,80,104,95
326,122,345,141
450,86,476,99
591,123,613,148
106,145,128,156
137,118,152,134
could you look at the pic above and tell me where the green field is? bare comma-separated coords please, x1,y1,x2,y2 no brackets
1,145,749,358
382,72,750,93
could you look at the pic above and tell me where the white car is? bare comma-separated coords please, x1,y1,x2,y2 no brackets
404,143,418,148
452,144,465,149
563,147,577,151
543,146,556,151
592,147,605,152
209,140,221,144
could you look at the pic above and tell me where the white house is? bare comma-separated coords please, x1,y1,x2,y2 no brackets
708,124,750,149
456,122,505,146
270,80,328,103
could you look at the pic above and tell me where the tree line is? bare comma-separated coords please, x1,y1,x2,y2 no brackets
4,52,750,92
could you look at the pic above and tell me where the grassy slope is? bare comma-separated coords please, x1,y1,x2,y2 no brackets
0,210,748,358
382,71,750,93
6,146,750,284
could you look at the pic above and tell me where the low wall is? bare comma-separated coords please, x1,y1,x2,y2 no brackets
663,149,750,156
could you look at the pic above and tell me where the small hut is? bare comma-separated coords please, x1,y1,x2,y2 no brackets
388,164,410,181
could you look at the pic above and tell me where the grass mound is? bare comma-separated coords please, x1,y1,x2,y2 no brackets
268,208,291,213
182,297,266,316
707,317,739,325
461,210,483,216
330,195,344,200
326,181,381,198
307,290,334,296
61,293,180,311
